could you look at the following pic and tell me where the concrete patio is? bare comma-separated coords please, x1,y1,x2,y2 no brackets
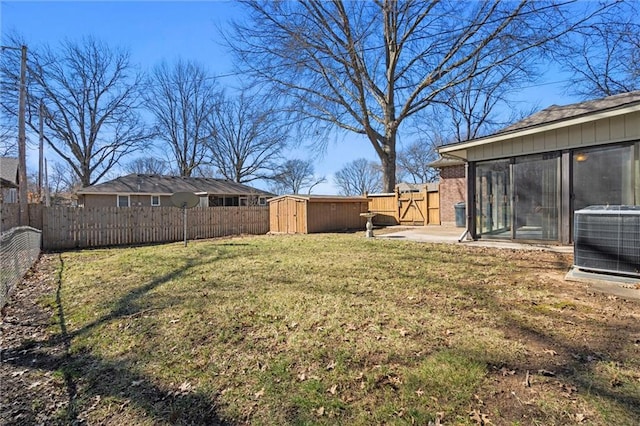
374,225,573,253
374,225,639,300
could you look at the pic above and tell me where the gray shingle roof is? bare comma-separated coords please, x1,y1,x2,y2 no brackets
499,90,640,134
428,157,465,168
77,174,274,196
0,157,19,188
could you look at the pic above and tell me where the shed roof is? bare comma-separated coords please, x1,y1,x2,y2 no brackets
77,174,274,196
0,157,19,188
439,90,640,159
268,194,368,203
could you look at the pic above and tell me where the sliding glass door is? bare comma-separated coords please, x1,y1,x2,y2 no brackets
512,154,559,240
476,160,510,238
475,155,560,241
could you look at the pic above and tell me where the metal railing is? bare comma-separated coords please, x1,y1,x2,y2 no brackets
1,226,41,309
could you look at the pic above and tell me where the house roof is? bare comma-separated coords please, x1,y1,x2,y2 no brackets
0,157,19,188
439,90,640,158
268,194,368,203
77,174,274,196
428,157,465,168
500,90,640,133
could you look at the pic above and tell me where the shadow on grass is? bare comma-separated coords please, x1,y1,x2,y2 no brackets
2,252,232,425
445,268,640,420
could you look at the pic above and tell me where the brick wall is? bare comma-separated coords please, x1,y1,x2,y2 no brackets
438,164,466,225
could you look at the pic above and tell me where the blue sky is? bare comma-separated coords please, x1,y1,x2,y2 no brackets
1,1,579,193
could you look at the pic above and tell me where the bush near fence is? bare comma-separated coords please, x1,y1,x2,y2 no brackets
0,226,42,309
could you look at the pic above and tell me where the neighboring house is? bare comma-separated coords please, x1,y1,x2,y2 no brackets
0,157,19,204
428,157,466,226
76,174,274,208
438,90,640,244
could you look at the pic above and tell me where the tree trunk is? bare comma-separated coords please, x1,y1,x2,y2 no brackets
379,135,396,193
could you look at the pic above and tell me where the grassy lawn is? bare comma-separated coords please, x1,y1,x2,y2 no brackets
6,233,640,425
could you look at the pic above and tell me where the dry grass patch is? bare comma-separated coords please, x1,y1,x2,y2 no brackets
2,233,639,425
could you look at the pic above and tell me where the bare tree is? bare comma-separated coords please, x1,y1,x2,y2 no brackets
559,2,640,98
123,157,169,175
207,90,287,183
270,159,325,195
444,53,536,142
334,158,382,195
48,161,82,195
228,1,608,192
145,60,219,177
0,128,15,156
397,140,439,184
1,36,152,187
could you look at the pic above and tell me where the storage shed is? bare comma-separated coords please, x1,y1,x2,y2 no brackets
269,195,369,234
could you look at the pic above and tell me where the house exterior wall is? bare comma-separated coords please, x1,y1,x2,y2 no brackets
439,102,640,244
466,110,640,161
80,194,114,208
438,165,466,226
80,194,172,208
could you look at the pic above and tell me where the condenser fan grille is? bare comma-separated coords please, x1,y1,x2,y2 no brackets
574,206,640,277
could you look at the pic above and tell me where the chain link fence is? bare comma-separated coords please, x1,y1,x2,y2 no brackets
1,226,42,309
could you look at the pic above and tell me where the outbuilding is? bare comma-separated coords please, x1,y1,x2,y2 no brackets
269,195,368,234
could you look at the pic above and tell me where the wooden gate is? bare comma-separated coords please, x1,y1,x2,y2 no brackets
399,191,426,225
368,183,440,226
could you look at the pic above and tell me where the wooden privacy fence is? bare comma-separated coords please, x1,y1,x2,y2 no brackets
43,206,269,249
367,184,440,226
1,205,269,250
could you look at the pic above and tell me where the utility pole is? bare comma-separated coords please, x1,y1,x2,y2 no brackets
18,45,28,225
39,101,44,202
2,44,29,224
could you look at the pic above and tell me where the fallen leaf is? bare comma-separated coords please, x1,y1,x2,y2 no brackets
297,373,306,381
543,349,558,356
328,384,338,395
399,328,408,337
415,389,424,396
315,406,325,416
500,367,516,376
325,360,336,370
469,409,493,425
254,387,265,398
574,412,587,423
178,381,192,393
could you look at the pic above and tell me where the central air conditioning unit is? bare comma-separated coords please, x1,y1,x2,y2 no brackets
574,205,640,277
